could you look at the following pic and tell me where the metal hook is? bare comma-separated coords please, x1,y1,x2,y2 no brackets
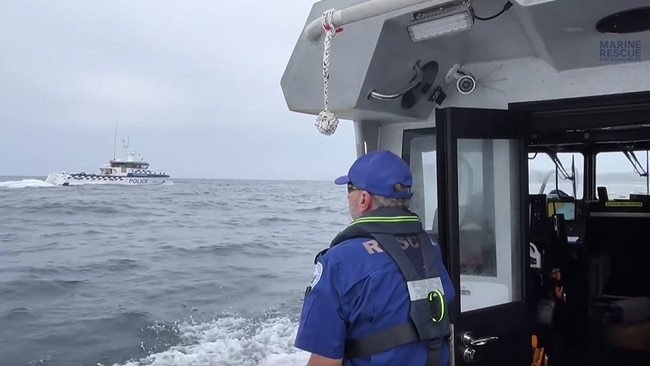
368,60,423,100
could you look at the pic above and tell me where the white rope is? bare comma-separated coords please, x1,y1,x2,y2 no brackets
315,9,340,136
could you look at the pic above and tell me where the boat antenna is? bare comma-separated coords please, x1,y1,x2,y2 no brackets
113,121,118,160
122,137,130,158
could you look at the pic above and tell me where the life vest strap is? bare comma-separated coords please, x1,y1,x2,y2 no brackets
344,321,441,365
345,322,417,358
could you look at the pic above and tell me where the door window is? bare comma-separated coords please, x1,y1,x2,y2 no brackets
407,133,438,232
457,139,522,312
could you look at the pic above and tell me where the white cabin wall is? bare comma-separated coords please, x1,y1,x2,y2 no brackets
440,57,650,109
367,55,650,160
283,0,650,125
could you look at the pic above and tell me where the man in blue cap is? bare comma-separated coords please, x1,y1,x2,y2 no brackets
294,150,455,366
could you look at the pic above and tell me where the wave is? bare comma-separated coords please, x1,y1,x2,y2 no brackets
100,313,309,366
0,179,55,189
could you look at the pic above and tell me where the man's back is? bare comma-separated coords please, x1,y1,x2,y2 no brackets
294,235,454,366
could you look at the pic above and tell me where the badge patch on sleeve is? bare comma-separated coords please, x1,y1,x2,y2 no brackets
310,262,323,288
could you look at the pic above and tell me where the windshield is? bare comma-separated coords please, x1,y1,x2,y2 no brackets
528,152,583,199
596,150,650,199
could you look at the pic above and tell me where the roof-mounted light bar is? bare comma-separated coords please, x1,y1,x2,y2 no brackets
305,0,455,42
407,0,474,42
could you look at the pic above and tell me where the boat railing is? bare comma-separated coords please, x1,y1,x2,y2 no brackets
305,0,448,42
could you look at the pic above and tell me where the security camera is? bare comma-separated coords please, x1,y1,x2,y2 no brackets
445,64,477,95
456,74,476,95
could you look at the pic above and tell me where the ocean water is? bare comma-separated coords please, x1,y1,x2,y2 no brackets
2,176,647,366
0,178,350,366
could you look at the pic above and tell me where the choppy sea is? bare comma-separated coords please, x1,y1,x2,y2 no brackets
2,176,647,366
0,177,350,366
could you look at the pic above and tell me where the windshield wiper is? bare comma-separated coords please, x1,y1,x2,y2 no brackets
547,150,574,181
622,148,648,177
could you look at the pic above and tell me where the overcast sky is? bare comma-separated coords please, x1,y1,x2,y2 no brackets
1,1,644,182
0,1,357,180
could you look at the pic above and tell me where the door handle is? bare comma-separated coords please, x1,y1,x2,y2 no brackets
461,331,499,346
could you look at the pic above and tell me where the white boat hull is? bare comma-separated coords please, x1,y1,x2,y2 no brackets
45,172,170,186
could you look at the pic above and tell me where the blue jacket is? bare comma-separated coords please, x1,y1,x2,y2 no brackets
295,234,455,366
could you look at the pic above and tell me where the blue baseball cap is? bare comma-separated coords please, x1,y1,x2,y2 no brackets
334,150,413,199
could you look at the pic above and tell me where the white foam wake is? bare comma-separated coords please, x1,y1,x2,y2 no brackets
107,315,310,366
0,179,54,189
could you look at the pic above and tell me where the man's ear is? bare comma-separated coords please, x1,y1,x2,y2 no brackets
360,192,373,210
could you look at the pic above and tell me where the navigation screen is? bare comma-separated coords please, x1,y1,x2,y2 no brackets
547,201,576,220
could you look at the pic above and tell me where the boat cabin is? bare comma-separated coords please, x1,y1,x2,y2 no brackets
109,161,150,170
281,0,650,364
98,161,150,175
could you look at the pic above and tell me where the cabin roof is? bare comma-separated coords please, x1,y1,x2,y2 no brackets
109,160,148,165
281,0,650,121
450,0,648,70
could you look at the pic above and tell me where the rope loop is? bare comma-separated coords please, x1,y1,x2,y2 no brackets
314,9,341,136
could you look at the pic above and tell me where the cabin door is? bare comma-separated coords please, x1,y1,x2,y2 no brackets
435,107,531,365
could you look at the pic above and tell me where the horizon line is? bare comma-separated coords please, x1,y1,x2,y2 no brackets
0,175,334,183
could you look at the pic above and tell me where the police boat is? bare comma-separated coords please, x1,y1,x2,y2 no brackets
281,0,650,365
45,140,170,186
